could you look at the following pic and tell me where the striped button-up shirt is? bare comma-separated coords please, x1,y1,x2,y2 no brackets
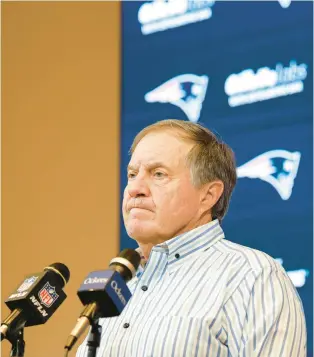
76,220,306,357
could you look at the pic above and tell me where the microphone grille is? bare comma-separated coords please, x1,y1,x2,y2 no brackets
45,262,70,286
118,249,141,271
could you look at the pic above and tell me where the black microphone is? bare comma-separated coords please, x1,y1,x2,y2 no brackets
64,249,141,352
0,262,70,341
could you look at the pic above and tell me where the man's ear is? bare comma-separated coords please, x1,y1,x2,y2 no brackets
200,180,224,212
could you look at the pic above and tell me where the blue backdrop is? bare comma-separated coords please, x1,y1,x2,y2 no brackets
120,1,313,354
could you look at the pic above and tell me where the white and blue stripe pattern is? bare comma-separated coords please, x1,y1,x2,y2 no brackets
76,220,306,357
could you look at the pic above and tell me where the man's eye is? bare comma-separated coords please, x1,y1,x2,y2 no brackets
154,171,166,178
128,172,136,179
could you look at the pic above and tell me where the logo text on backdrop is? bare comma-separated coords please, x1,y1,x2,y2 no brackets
138,0,216,35
225,60,307,107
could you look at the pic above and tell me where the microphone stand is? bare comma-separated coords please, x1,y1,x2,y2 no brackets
86,319,102,357
9,328,25,357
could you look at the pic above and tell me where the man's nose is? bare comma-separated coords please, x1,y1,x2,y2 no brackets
127,176,150,198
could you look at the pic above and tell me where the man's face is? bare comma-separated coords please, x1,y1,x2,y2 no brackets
122,131,205,244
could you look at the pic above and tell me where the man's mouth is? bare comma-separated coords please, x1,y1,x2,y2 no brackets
130,207,151,212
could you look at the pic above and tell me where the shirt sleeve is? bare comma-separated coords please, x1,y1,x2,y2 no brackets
224,266,307,357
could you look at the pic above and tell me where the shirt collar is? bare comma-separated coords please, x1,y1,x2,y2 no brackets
136,219,224,276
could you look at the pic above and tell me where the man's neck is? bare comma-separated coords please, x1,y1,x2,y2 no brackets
136,214,213,261
137,242,155,261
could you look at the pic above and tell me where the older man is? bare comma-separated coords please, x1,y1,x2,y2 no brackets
77,119,306,357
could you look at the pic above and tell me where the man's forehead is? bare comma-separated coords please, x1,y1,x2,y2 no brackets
127,160,170,171
134,132,191,154
130,132,191,165
128,150,181,169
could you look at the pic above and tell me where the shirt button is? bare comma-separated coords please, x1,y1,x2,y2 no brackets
141,285,148,291
123,323,130,329
175,253,180,259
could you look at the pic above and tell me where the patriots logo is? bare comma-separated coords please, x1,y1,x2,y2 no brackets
237,150,301,200
38,282,59,308
278,0,291,8
144,74,209,123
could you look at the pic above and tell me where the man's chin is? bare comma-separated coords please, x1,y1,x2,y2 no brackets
126,222,156,242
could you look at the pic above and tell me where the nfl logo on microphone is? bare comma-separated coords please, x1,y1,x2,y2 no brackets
38,282,59,307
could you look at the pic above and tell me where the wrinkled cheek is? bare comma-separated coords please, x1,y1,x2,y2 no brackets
122,199,127,215
122,190,129,214
123,186,129,198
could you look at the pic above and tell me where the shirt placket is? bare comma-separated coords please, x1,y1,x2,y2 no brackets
128,249,168,320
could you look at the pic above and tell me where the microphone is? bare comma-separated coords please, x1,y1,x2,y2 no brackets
0,262,70,341
64,249,141,352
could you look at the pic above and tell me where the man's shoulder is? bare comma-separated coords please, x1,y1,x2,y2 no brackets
213,238,280,274
210,239,287,302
